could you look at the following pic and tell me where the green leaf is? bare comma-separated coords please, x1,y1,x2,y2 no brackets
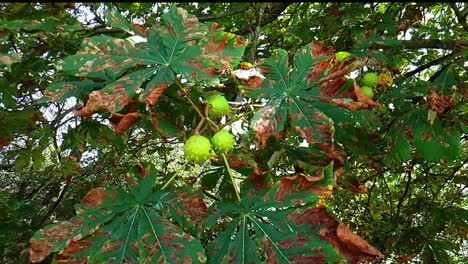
408,111,461,162
61,36,157,80
45,80,100,102
248,44,334,147
30,171,207,263
105,6,141,36
206,185,341,263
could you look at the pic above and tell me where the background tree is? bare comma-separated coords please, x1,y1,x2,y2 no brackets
0,2,466,263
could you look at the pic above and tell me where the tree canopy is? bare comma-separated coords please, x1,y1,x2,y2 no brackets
0,2,466,263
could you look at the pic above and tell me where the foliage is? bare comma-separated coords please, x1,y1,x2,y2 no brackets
0,2,466,264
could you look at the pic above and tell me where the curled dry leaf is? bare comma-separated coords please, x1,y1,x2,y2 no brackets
427,90,452,113
74,87,130,117
292,207,384,264
145,82,169,106
232,68,266,91
253,105,278,147
321,98,375,111
113,112,141,136
276,170,333,201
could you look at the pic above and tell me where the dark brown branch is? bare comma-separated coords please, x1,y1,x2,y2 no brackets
450,3,467,31
235,3,290,36
396,171,412,217
370,39,468,50
33,184,70,228
198,6,249,22
403,52,454,78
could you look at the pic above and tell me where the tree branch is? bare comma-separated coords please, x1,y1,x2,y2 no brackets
234,3,290,36
32,184,70,229
450,3,467,31
370,39,468,50
198,6,249,22
403,52,454,78
396,171,412,217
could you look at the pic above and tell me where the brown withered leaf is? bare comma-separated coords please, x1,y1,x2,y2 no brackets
397,19,410,35
131,23,149,36
292,207,384,264
323,83,382,111
145,82,169,106
427,90,452,113
74,87,130,117
306,42,335,83
0,137,11,150
336,224,383,258
30,239,57,263
276,168,335,201
253,105,278,147
80,187,108,208
247,167,273,190
54,239,93,264
30,222,76,263
344,180,369,194
114,112,141,136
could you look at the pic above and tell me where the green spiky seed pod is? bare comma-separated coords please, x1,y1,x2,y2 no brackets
184,135,213,163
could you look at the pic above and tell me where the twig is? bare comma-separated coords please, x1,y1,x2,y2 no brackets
369,39,467,50
403,52,454,78
198,6,249,22
235,3,290,36
396,170,412,217
450,3,467,31
161,160,190,190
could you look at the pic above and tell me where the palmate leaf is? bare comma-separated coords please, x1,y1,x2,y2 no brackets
105,6,144,36
407,111,461,162
46,5,247,123
206,185,343,263
248,45,334,147
30,169,207,263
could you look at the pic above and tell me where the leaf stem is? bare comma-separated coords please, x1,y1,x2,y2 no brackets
161,160,190,190
171,72,218,130
222,153,241,202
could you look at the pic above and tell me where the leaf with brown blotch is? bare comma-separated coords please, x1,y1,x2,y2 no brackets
206,185,342,263
125,163,154,187
291,207,384,264
30,168,206,263
427,90,452,113
144,82,169,106
80,187,108,208
54,239,93,264
74,87,130,117
252,105,278,147
353,83,382,109
311,41,335,58
277,170,334,202
114,112,141,136
166,189,209,234
320,83,382,111
336,224,383,258
318,60,365,97
306,42,335,83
